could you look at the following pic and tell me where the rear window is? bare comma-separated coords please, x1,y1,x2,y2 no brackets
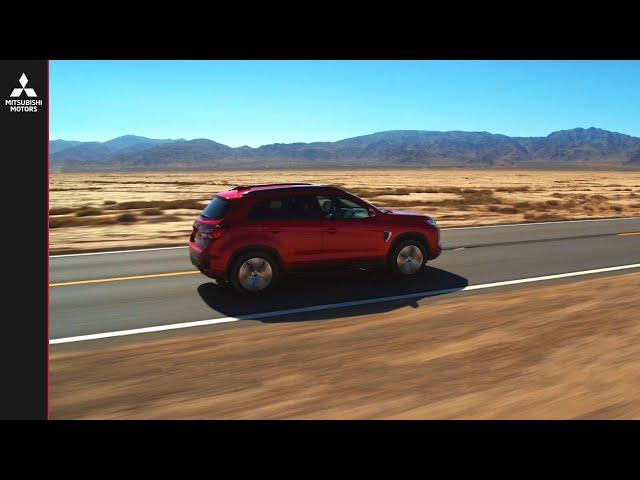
201,196,231,219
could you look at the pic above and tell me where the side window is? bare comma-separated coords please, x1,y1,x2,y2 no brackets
249,195,323,220
249,198,285,220
318,195,370,219
288,195,324,219
317,196,333,218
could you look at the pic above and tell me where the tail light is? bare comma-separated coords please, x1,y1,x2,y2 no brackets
192,221,223,249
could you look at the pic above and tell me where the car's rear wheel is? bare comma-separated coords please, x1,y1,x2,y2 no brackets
390,238,427,276
230,251,278,294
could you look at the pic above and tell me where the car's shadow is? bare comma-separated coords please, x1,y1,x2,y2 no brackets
197,266,468,323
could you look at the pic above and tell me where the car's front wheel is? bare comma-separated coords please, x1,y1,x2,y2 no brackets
390,239,427,276
230,251,278,294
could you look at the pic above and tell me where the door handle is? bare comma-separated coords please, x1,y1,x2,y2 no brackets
327,227,337,234
270,227,281,234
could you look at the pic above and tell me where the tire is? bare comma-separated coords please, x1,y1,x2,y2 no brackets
389,238,427,276
229,250,279,294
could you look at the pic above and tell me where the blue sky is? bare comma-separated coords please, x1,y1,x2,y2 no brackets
50,60,640,146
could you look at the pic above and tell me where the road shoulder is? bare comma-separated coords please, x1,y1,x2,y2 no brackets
51,271,640,419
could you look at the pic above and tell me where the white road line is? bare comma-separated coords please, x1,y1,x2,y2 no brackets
49,216,640,258
444,216,640,230
50,262,640,345
50,246,187,258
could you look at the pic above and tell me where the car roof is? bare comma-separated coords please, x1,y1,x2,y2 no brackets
217,183,340,199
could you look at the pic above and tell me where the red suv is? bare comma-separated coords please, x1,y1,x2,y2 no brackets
189,183,441,293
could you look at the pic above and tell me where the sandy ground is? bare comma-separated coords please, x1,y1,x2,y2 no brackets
49,169,640,254
50,271,640,419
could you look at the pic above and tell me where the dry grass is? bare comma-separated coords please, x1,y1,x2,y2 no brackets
116,213,138,223
50,207,75,216
50,271,640,419
49,169,640,253
142,208,164,216
49,215,118,229
105,199,207,211
75,207,103,217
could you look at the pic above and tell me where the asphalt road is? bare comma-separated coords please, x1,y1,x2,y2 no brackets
50,217,640,344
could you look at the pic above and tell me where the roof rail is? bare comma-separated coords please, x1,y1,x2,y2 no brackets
229,183,314,191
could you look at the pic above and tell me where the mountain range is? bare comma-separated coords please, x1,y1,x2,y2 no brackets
50,128,640,171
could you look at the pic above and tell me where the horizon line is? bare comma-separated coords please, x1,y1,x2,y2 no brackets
50,126,639,147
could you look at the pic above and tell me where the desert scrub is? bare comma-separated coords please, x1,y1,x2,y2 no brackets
488,205,521,214
375,188,503,209
106,199,207,211
50,217,79,228
495,186,530,192
142,208,164,216
514,201,531,209
50,207,75,215
116,213,138,223
145,214,182,223
524,212,567,222
342,187,390,198
75,207,103,217
50,216,117,228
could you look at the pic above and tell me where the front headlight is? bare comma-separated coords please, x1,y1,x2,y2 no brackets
425,217,438,228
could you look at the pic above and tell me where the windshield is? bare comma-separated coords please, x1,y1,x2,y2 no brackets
201,196,231,219
370,203,390,213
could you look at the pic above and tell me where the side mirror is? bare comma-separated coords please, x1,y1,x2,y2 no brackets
368,208,377,218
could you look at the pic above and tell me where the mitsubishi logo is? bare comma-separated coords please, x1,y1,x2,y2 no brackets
5,72,42,112
10,73,37,98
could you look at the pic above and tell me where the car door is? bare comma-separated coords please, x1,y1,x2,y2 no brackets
317,194,385,264
249,194,326,269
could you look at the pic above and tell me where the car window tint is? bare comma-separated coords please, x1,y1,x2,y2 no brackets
249,198,284,220
201,196,231,219
250,195,323,220
291,195,324,219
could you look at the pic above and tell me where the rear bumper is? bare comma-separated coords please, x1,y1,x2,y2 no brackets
189,243,216,277
189,241,234,281
189,245,211,275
